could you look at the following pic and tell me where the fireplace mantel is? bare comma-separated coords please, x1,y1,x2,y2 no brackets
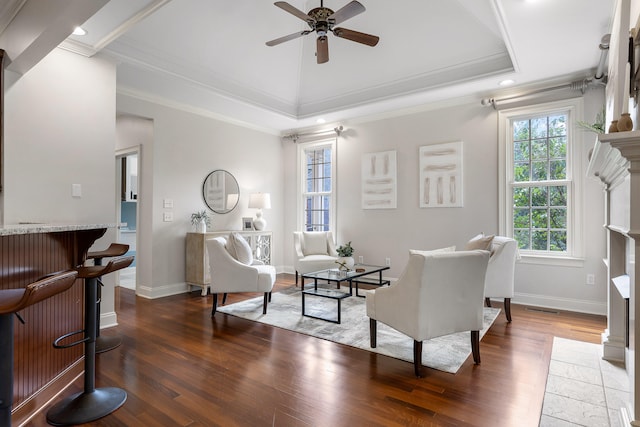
588,130,640,424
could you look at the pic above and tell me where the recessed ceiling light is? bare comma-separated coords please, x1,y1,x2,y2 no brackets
499,79,515,86
316,118,326,124
72,27,87,36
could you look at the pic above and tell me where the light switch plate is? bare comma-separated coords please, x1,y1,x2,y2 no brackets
72,184,82,198
163,199,173,208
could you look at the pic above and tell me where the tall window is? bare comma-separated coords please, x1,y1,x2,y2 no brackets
298,140,336,232
499,99,583,260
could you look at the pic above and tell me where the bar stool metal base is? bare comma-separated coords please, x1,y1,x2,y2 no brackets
46,387,126,426
96,335,122,354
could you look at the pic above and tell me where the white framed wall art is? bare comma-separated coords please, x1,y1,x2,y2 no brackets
361,150,397,209
419,141,463,208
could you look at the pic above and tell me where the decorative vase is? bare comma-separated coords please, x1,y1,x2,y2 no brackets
618,113,633,132
337,256,355,271
195,219,207,233
609,120,619,133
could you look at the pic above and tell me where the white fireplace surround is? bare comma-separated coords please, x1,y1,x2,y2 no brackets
588,130,640,424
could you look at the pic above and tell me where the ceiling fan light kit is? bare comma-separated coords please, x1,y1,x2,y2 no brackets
266,0,379,64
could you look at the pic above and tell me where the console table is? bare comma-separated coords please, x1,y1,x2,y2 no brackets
185,231,272,295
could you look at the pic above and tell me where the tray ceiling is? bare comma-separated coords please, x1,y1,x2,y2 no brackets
3,0,615,131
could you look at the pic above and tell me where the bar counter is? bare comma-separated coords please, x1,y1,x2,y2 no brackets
0,223,115,425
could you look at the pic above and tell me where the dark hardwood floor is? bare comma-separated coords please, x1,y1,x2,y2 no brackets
25,274,606,427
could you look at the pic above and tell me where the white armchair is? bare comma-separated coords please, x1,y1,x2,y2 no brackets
206,236,276,317
483,236,519,322
293,231,339,285
366,250,490,377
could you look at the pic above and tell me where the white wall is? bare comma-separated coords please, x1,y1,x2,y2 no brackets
4,48,116,225
116,94,284,298
283,89,608,314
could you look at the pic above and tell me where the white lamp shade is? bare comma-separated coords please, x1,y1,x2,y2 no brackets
248,193,271,209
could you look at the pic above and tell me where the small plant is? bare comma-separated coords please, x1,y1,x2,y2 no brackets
336,241,354,257
190,210,211,227
576,105,605,134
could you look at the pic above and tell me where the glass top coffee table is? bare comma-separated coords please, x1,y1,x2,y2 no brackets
301,264,390,297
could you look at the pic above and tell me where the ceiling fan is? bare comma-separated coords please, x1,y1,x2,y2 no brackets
266,1,379,64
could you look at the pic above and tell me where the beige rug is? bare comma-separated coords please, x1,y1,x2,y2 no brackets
218,286,500,374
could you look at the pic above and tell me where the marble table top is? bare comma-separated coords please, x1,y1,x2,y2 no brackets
0,223,117,236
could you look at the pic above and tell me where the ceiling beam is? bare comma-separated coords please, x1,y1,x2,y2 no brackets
0,0,108,75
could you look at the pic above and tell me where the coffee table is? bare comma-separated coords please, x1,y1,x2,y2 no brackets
301,288,350,324
301,264,390,297
300,264,390,323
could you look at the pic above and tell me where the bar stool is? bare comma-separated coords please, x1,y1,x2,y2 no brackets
86,243,129,353
47,256,133,426
0,270,78,427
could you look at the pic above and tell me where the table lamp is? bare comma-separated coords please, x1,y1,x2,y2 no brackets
248,193,271,231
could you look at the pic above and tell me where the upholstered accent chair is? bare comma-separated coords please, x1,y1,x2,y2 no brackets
293,231,339,285
366,250,490,377
483,236,519,322
466,234,519,322
206,235,276,317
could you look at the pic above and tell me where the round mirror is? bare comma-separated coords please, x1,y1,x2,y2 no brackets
202,170,240,214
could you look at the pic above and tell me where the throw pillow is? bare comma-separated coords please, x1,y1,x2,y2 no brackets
226,232,253,265
465,233,494,251
302,232,328,255
409,246,456,256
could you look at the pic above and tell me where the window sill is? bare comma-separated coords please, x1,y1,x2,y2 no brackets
518,254,585,268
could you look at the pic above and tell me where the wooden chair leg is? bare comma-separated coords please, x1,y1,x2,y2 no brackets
413,340,424,377
222,293,228,305
504,298,512,322
262,293,268,314
295,271,298,286
471,330,480,364
369,318,377,348
211,294,218,317
268,291,272,302
485,297,491,307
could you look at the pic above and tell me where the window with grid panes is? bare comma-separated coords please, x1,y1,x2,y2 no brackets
499,98,583,260
302,143,333,231
511,113,568,252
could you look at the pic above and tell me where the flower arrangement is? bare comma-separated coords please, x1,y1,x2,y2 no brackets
336,241,354,257
190,210,211,227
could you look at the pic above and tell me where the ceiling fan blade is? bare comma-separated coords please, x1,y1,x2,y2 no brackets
317,36,329,64
332,27,379,46
274,2,314,23
328,1,365,25
266,30,311,46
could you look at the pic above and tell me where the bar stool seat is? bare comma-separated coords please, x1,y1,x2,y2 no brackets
47,256,133,426
87,243,129,261
0,270,78,427
87,243,130,354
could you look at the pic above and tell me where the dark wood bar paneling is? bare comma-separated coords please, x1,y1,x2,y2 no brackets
0,227,106,418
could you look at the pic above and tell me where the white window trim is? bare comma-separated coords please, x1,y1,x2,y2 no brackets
498,98,585,265
296,138,337,233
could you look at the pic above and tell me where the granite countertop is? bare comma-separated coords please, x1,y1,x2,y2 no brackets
0,223,118,236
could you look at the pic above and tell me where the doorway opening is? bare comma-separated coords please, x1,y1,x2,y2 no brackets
116,151,139,290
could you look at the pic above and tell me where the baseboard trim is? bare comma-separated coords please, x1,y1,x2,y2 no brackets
14,359,83,427
513,292,606,316
100,311,118,329
136,282,191,299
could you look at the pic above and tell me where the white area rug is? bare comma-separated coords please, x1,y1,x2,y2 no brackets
218,286,500,374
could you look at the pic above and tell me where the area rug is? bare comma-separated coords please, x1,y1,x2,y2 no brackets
217,286,500,374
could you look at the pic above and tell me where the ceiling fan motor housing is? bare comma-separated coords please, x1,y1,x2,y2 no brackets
308,7,334,35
